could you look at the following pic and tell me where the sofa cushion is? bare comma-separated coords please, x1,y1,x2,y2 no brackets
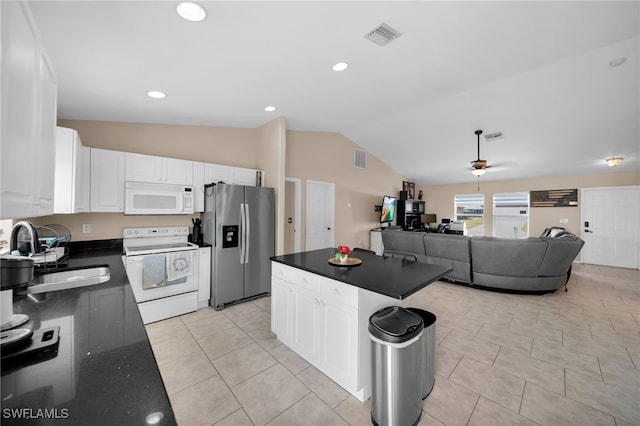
471,237,547,278
423,233,472,283
539,235,584,276
382,230,427,262
424,233,471,262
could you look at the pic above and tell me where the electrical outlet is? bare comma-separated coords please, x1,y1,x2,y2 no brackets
82,224,91,233
559,218,569,223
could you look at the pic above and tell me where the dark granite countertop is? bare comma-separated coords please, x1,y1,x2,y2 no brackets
1,243,176,426
271,248,452,300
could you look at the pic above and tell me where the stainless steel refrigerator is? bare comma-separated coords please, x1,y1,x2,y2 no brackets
202,183,275,310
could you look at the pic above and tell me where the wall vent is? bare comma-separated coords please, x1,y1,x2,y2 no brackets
364,23,402,46
485,132,504,141
354,149,367,169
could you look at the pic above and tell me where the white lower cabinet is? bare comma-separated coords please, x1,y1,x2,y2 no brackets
271,277,293,345
271,262,387,401
198,246,211,308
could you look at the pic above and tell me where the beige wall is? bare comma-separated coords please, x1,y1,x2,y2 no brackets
58,119,259,167
36,119,263,241
285,130,407,251
419,170,639,237
256,117,287,254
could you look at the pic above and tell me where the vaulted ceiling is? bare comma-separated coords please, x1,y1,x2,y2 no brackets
29,1,639,185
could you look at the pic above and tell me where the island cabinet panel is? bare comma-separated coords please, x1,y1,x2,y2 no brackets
271,277,294,345
292,284,320,362
271,261,393,402
318,301,358,390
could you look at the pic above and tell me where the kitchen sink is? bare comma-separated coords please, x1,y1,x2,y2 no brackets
28,266,111,294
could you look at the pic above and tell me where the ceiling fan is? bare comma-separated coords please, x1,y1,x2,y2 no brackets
470,129,490,176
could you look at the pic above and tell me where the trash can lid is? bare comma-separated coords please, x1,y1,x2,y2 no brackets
368,306,423,343
406,307,437,327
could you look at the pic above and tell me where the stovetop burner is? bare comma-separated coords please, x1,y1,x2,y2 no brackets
122,226,198,256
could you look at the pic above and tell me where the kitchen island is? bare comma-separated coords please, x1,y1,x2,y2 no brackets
1,241,176,426
270,248,451,402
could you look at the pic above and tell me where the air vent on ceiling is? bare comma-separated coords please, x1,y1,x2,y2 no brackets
354,149,367,169
484,132,504,141
364,23,402,46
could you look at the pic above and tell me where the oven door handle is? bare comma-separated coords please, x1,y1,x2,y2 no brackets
240,203,246,264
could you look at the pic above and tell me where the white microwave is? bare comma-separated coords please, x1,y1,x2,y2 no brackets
124,181,194,215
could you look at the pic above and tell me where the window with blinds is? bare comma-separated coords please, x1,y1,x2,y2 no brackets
454,194,484,236
493,192,529,238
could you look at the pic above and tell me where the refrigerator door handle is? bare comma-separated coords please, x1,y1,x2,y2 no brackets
245,203,250,264
239,203,246,264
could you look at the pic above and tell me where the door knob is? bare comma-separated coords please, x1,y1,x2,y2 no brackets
585,230,593,233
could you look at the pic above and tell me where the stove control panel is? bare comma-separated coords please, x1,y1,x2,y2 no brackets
123,226,190,239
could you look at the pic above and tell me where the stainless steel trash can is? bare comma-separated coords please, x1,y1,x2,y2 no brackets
407,308,437,399
369,306,424,426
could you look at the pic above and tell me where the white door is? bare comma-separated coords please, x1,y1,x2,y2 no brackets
285,178,301,254
306,180,335,250
581,186,639,269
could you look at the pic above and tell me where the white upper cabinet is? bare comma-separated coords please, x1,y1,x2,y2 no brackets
204,163,261,187
54,127,90,214
192,162,205,213
1,1,57,219
204,163,234,185
235,167,260,186
34,51,57,217
91,149,125,212
163,157,193,186
125,153,193,185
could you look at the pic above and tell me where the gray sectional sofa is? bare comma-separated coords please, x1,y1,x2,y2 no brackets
381,229,584,293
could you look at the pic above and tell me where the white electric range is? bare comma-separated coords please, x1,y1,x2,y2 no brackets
122,226,199,324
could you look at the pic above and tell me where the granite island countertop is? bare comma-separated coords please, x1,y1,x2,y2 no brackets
271,248,452,299
1,242,176,426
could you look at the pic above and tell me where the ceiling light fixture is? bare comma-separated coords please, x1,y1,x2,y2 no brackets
609,57,627,68
471,168,486,176
606,157,623,167
332,62,349,72
264,106,276,112
146,90,166,99
177,2,207,22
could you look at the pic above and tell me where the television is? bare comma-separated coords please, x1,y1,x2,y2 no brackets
380,195,397,224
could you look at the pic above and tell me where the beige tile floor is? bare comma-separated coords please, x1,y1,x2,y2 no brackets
146,263,639,426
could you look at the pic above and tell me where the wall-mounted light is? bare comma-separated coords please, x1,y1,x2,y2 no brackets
606,157,623,167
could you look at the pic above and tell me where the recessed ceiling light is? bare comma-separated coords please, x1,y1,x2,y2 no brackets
332,62,349,72
177,2,206,22
609,57,627,67
264,105,276,112
147,91,166,99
